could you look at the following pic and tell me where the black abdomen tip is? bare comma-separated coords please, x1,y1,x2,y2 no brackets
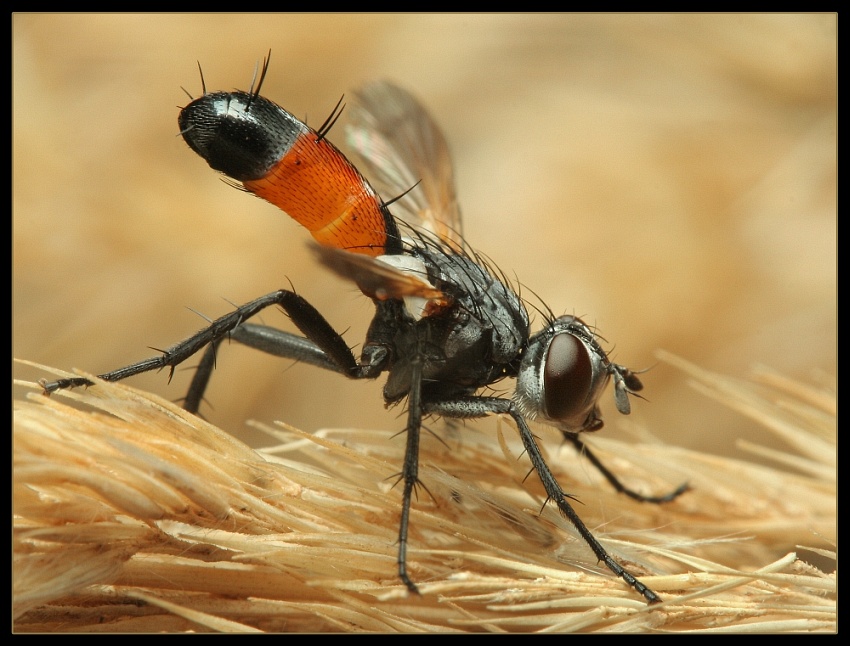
179,91,307,182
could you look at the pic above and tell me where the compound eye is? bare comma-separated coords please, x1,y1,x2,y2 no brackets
543,333,594,421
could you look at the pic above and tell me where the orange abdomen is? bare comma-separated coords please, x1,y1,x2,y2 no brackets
179,90,391,256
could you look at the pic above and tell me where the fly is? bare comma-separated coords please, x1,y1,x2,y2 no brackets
41,53,687,604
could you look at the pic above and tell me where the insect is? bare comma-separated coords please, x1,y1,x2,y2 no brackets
41,54,687,603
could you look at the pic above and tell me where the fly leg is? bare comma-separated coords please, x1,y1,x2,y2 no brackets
424,395,664,604
181,323,344,414
40,289,366,400
396,352,425,594
508,407,663,604
562,432,689,504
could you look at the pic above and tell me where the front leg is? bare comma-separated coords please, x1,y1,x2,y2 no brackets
424,395,665,604
562,432,688,504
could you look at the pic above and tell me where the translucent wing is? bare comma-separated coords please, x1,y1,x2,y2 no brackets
315,81,462,316
314,244,453,319
345,81,464,252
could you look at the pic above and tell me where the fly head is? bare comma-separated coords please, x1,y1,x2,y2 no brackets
513,315,643,433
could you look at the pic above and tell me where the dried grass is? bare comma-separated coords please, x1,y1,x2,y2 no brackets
13,353,835,633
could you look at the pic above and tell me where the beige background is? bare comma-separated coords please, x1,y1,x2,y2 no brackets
13,14,835,458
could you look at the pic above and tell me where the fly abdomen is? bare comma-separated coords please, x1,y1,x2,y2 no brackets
179,90,391,256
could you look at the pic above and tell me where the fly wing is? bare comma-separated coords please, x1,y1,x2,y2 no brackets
314,244,453,318
345,81,464,253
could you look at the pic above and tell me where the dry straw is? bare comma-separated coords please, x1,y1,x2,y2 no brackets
13,352,835,632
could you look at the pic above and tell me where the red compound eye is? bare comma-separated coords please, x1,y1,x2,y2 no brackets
543,332,593,421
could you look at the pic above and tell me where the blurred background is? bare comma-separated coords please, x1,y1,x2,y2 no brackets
14,14,835,459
